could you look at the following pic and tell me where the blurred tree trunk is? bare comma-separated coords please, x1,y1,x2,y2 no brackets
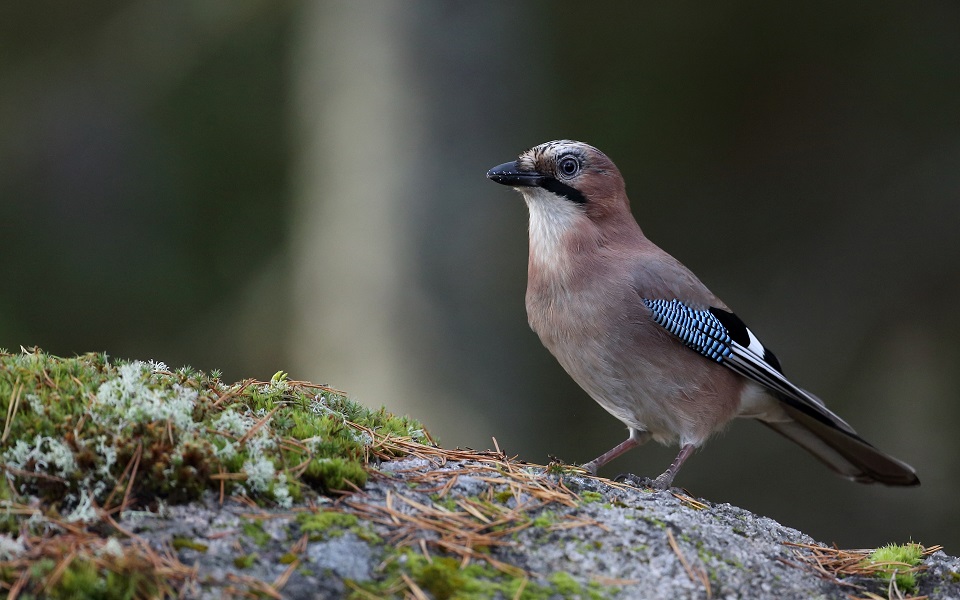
288,0,544,444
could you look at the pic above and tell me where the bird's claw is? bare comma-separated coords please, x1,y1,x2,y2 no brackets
614,473,670,490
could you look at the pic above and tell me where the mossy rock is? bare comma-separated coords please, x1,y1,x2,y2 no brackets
0,349,430,517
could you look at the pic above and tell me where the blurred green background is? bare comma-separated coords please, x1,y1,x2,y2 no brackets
2,1,958,552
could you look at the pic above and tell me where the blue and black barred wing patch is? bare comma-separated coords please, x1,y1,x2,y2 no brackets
642,298,857,434
641,298,732,363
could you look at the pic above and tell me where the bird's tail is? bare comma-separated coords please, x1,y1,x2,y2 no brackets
760,401,919,487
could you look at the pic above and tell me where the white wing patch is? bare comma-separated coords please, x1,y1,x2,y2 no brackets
745,328,766,359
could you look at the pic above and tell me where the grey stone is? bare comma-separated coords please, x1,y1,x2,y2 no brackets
118,460,959,599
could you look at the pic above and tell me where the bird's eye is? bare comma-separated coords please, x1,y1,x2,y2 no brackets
557,156,581,179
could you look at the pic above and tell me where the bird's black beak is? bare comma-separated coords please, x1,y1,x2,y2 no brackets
486,161,541,187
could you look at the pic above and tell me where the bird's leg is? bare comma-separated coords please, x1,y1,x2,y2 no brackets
581,429,650,474
650,444,696,490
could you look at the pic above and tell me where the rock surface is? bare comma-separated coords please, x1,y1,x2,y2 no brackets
128,455,959,599
0,352,952,599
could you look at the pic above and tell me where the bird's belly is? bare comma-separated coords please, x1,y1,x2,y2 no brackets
552,340,697,444
529,292,740,446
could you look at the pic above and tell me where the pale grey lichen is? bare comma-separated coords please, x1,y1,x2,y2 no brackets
212,407,286,502
273,473,293,509
0,534,25,560
243,455,277,493
97,538,124,558
64,490,98,523
92,361,199,434
3,435,78,481
25,393,44,415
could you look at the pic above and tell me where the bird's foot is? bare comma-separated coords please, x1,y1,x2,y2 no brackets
613,473,662,489
614,473,668,490
650,472,675,490
580,460,599,475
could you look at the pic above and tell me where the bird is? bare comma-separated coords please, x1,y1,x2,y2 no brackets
486,140,919,489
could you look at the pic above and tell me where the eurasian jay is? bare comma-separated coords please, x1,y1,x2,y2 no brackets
486,140,918,489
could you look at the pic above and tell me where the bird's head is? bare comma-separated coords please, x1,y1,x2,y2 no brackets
487,141,640,272
486,140,630,225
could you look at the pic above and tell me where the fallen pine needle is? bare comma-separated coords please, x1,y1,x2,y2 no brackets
667,528,711,598
400,573,429,600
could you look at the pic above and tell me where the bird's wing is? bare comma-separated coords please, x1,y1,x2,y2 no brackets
641,298,856,435
642,297,919,486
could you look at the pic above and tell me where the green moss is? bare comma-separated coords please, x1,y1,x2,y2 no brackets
545,461,574,476
279,553,299,564
580,491,603,504
296,509,381,543
431,494,458,511
302,457,368,492
549,572,579,595
549,572,608,600
0,349,436,598
0,349,427,519
172,537,209,553
41,557,158,600
866,543,924,592
298,510,357,537
234,553,258,569
350,549,617,600
532,511,556,528
53,560,101,599
30,558,56,579
0,474,12,503
494,489,514,504
646,517,667,529
0,514,18,536
242,521,272,547
413,556,466,600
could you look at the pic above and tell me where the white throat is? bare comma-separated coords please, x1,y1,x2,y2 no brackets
521,187,586,272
